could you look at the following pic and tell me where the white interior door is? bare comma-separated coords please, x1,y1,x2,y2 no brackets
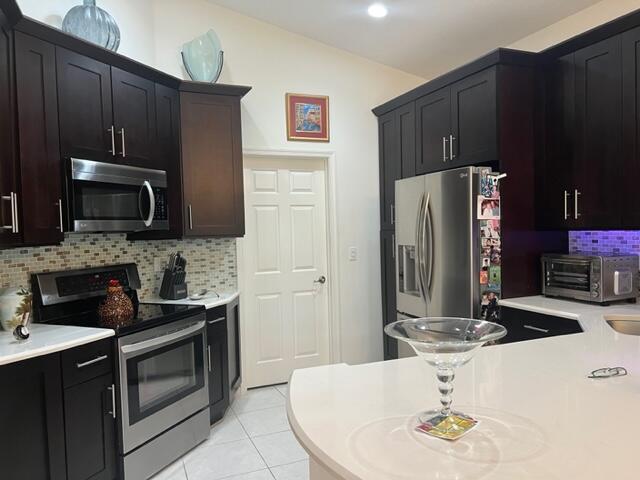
242,156,331,388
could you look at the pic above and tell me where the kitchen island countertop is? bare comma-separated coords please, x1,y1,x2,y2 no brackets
288,296,640,479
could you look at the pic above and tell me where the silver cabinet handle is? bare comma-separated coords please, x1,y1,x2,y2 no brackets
107,384,116,419
574,190,581,220
188,204,193,230
76,354,108,369
108,126,116,155
523,324,550,334
442,137,448,162
207,316,226,325
449,134,456,160
1,193,18,233
392,234,395,259
57,199,64,233
563,190,570,220
207,345,212,372
314,276,327,284
119,127,126,157
391,204,395,225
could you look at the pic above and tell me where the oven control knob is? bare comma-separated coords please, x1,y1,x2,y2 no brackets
592,282,600,290
591,290,599,298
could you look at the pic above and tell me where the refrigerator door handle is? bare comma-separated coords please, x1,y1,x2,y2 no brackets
419,193,431,302
425,198,434,297
415,193,427,302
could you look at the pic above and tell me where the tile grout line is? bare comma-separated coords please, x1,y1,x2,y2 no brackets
235,405,275,477
181,459,189,480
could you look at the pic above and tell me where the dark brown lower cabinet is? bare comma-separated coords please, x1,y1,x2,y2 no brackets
180,91,245,237
0,354,67,480
63,374,117,480
207,307,230,424
0,342,117,480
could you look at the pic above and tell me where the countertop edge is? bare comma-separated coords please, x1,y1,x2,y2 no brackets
142,291,240,310
0,329,114,367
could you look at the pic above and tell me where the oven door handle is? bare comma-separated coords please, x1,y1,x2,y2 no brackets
138,180,155,228
120,321,205,357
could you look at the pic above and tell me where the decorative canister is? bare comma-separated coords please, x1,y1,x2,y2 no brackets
0,287,32,332
98,280,134,328
62,0,121,52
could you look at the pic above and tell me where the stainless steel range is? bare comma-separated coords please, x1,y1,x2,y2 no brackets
32,264,210,480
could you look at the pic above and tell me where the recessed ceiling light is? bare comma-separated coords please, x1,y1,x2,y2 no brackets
368,3,388,18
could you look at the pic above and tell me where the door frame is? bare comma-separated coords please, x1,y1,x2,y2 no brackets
237,148,342,391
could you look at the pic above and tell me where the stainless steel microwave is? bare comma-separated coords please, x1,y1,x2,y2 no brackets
66,158,169,233
542,254,639,304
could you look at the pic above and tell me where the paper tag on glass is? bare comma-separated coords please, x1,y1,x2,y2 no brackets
416,413,479,441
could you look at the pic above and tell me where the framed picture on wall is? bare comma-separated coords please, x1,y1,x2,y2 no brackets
285,93,330,142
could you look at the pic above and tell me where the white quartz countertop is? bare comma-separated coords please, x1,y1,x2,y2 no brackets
142,291,239,310
288,296,640,479
0,324,114,366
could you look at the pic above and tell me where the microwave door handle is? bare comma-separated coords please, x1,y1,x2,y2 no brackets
138,181,155,227
120,321,205,357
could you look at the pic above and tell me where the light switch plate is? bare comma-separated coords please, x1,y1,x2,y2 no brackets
154,257,165,273
349,247,358,261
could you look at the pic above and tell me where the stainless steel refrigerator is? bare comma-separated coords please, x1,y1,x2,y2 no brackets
394,166,502,357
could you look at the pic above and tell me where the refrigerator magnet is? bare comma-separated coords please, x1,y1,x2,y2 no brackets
489,266,501,285
480,270,489,285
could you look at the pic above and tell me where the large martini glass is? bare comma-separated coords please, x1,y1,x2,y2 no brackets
385,317,507,439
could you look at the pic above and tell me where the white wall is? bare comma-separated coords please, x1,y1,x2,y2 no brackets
17,0,156,66
17,0,424,365
510,0,640,51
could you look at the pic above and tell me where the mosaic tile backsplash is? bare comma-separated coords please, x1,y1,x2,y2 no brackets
0,234,237,299
569,231,640,257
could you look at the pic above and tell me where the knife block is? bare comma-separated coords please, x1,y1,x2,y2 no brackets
159,269,188,300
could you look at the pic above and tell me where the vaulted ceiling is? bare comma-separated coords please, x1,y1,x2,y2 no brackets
208,0,602,79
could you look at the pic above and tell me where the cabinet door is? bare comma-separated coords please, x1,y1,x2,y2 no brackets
450,67,498,166
398,103,416,178
207,316,229,424
14,32,63,245
0,355,66,480
415,87,450,174
0,12,20,247
539,54,578,230
575,36,623,229
64,374,116,480
622,26,640,227
378,110,401,230
111,67,157,168
181,92,245,237
57,47,114,162
381,230,398,360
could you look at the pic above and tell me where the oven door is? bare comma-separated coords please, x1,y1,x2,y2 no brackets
68,158,169,232
118,315,209,453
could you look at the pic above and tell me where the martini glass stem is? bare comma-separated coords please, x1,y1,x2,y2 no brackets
436,367,455,416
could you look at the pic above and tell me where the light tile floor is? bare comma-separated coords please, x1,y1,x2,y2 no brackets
151,384,309,480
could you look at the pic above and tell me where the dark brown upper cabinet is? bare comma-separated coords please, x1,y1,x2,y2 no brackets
574,36,623,229
450,67,497,166
180,91,245,237
414,67,498,174
14,32,64,245
379,103,415,230
57,47,115,163
541,36,626,230
415,87,450,175
111,67,157,169
622,25,640,227
378,110,401,231
0,11,20,248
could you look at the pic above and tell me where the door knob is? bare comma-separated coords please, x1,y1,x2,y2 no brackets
314,276,326,285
